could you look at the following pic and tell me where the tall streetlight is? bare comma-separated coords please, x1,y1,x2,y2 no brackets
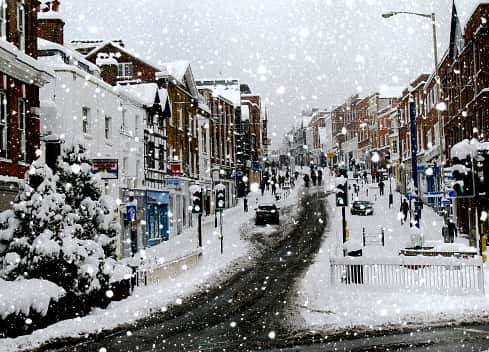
382,10,443,228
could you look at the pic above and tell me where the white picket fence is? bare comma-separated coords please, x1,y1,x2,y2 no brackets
330,256,485,295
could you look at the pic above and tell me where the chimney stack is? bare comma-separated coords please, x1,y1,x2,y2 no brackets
96,53,118,86
37,1,65,45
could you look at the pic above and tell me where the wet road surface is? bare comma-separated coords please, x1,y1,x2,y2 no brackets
39,189,329,351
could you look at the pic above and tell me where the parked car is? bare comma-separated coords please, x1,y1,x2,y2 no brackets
255,204,280,225
350,200,374,216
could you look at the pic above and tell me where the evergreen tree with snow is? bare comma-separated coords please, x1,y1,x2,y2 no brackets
0,161,79,290
55,144,118,257
0,144,120,307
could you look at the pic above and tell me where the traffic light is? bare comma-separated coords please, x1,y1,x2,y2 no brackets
192,189,203,213
215,184,226,210
451,164,475,198
336,180,348,207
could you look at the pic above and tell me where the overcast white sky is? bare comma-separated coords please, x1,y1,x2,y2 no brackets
60,0,479,145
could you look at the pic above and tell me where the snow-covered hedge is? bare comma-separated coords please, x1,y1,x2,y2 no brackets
0,279,65,320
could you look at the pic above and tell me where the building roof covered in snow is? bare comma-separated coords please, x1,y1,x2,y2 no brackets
378,85,404,99
38,38,100,75
196,79,241,107
84,40,165,73
116,83,169,108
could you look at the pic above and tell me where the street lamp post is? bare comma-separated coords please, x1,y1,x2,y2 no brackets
382,10,441,228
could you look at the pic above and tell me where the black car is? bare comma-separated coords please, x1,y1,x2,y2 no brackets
350,200,374,216
255,204,280,225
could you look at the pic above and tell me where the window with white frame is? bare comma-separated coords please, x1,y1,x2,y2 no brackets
82,107,90,134
0,91,7,158
122,157,128,175
202,128,207,153
117,63,133,79
135,115,140,136
121,109,127,130
18,98,26,162
104,115,112,139
136,159,140,184
17,1,25,51
0,0,7,40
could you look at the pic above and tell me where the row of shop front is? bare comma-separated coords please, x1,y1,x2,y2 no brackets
117,177,237,258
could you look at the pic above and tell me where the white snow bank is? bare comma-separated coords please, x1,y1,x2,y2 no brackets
0,279,65,319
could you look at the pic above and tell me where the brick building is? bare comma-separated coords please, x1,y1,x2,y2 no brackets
355,95,370,168
442,3,489,236
0,0,53,209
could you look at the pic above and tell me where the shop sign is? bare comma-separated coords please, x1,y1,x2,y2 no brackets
165,178,181,190
92,159,118,179
170,162,182,176
146,191,170,205
126,205,137,222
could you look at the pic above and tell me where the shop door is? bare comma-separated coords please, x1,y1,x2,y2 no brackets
160,205,169,241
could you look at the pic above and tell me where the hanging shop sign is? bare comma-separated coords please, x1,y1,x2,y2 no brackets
169,162,182,176
91,159,118,179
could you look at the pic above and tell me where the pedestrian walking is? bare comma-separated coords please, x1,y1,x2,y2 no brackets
303,174,310,187
311,169,317,186
243,197,248,212
294,171,299,180
317,169,323,186
378,180,385,196
400,198,409,225
447,219,457,243
271,182,277,195
260,181,265,196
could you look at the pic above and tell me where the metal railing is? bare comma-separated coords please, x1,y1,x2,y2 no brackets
363,227,385,247
330,256,484,295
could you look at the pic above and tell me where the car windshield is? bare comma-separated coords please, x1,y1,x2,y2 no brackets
258,205,276,211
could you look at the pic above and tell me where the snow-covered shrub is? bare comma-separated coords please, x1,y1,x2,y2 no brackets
0,144,120,307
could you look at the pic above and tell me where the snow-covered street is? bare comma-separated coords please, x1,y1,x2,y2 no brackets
297,172,489,332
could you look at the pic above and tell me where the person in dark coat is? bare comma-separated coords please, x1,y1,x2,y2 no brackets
378,180,385,196
243,197,248,212
317,169,323,186
447,219,457,243
400,198,409,225
303,174,310,187
294,171,299,180
311,169,317,186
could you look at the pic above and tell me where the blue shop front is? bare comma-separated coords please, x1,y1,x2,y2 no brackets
146,190,170,246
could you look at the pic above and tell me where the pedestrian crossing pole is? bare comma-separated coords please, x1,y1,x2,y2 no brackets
220,210,223,255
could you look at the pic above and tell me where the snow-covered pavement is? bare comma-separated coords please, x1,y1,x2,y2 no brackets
297,172,489,331
0,185,301,352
